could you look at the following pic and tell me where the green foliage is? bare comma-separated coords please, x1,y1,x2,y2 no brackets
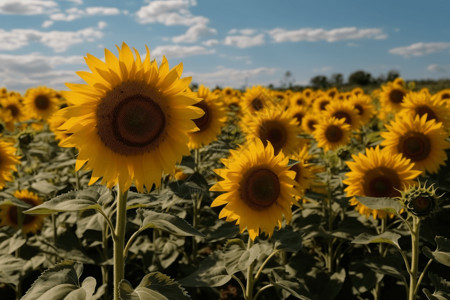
423,236,450,267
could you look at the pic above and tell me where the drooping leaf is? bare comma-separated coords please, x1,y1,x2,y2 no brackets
138,209,203,237
423,272,450,300
272,279,311,300
355,196,403,214
352,231,402,248
21,261,97,300
0,255,26,284
423,236,450,267
180,252,231,287
119,272,190,300
273,227,302,252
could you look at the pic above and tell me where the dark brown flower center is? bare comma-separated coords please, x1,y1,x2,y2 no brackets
319,100,330,111
389,89,405,104
307,119,317,131
97,92,166,155
192,101,210,132
333,111,352,125
325,125,343,142
258,120,287,154
296,99,304,106
35,95,50,110
363,167,401,198
251,98,263,111
241,168,280,209
6,104,19,117
415,105,437,122
290,163,301,182
354,104,364,115
441,93,450,99
7,198,37,226
398,132,431,162
412,196,432,214
293,113,304,125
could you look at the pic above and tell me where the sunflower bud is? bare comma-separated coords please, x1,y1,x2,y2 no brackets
400,182,442,218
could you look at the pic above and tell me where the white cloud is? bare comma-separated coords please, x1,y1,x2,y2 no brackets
98,21,107,29
0,53,84,92
312,66,332,73
0,0,58,15
42,20,54,28
228,28,256,36
185,66,277,88
151,45,215,59
202,39,219,46
224,34,265,48
48,6,120,22
0,27,103,52
172,20,217,43
268,27,387,43
427,64,450,73
86,7,120,15
389,42,450,58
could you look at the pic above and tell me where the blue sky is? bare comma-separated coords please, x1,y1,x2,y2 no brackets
1,0,450,93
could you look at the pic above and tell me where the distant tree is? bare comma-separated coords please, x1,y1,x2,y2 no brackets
190,82,199,91
310,75,329,89
281,71,295,88
330,73,344,87
386,70,400,82
348,70,372,86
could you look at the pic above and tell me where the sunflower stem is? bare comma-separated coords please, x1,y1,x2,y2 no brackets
102,220,110,300
52,214,58,264
408,216,420,300
113,186,128,300
374,218,387,300
245,238,255,300
15,207,24,300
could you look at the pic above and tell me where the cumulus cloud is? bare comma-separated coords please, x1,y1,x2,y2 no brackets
151,45,215,59
48,6,120,22
268,27,387,43
389,42,450,58
228,28,257,36
0,0,58,15
0,27,103,52
136,0,216,43
427,64,450,73
185,66,277,88
202,39,219,47
223,34,265,48
0,53,84,92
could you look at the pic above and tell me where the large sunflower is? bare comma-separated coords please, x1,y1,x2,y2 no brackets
59,43,203,191
1,93,26,131
210,139,299,240
188,85,227,149
381,115,449,174
343,146,421,219
23,86,60,120
400,91,450,130
313,117,351,152
241,107,303,156
347,94,376,126
324,100,361,130
0,139,20,189
0,190,46,234
379,82,408,113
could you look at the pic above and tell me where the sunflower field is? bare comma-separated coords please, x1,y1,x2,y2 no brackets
0,43,449,300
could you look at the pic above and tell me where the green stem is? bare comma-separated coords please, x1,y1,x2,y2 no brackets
414,259,432,296
113,186,128,300
374,218,387,300
254,284,274,300
52,214,58,264
102,220,110,300
245,238,255,300
254,249,280,282
408,217,420,300
231,274,246,296
123,227,146,259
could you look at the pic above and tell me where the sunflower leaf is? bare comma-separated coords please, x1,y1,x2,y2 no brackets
355,196,404,214
0,254,27,284
138,209,203,237
423,272,450,300
180,252,231,287
119,272,190,300
423,236,450,267
21,261,97,300
352,231,402,248
273,227,303,252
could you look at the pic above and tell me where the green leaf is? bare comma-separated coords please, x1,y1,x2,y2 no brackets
24,189,102,214
0,195,32,208
423,236,450,267
355,196,404,214
0,255,26,284
22,262,97,300
423,272,450,300
273,227,302,252
138,209,203,237
272,279,311,300
119,272,190,300
352,231,402,248
180,253,231,287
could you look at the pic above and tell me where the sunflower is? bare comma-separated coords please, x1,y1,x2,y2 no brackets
287,106,308,128
23,86,60,120
188,85,227,149
0,139,20,189
241,107,303,156
240,86,275,115
324,100,361,130
343,146,421,219
210,139,299,240
289,92,308,108
1,93,26,131
59,43,203,191
313,117,351,152
347,94,376,126
312,96,332,113
381,115,449,174
379,82,408,113
0,190,46,234
326,87,339,99
289,146,315,195
48,109,72,142
393,77,405,87
301,112,320,134
435,89,450,102
351,87,365,97
302,88,314,100
400,91,450,130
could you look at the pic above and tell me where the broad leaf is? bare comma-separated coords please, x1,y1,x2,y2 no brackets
355,196,403,214
273,227,302,252
423,273,450,300
119,272,190,300
0,255,26,284
138,209,203,237
180,253,231,287
423,236,450,267
272,279,311,300
352,231,401,248
22,262,97,300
